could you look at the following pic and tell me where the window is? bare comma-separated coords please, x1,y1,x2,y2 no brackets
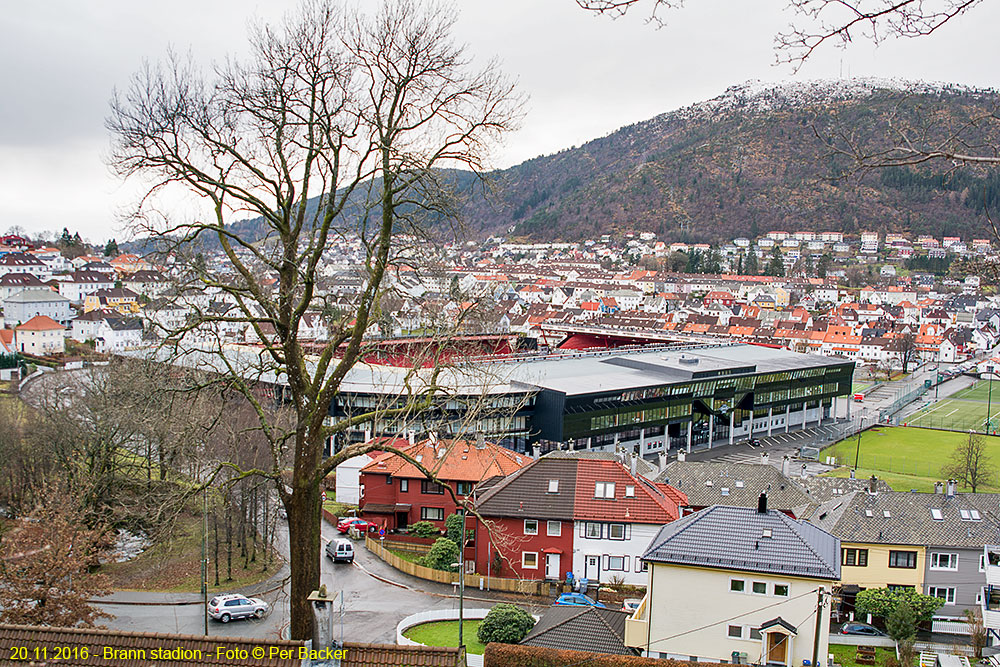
774,584,789,597
728,625,744,639
420,507,444,521
522,552,538,569
400,479,408,492
842,548,869,567
421,480,444,495
930,553,958,571
930,508,943,521
548,479,559,493
595,481,616,499
456,482,473,496
730,579,746,593
625,485,635,497
889,550,917,569
960,509,971,520
637,559,648,572
752,581,767,595
524,519,538,535
982,554,987,573
585,522,601,539
928,587,956,604
547,520,561,537
609,524,626,540
749,627,762,640
608,556,626,571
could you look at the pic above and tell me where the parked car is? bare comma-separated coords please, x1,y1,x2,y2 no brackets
840,623,885,636
554,593,606,608
336,517,372,534
325,539,355,563
207,594,269,623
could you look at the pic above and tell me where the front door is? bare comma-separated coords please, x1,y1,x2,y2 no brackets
545,553,561,579
766,632,787,665
585,555,600,581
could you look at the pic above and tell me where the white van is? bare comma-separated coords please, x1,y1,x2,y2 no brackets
325,539,354,563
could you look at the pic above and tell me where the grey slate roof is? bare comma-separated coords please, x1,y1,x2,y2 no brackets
643,505,840,580
520,606,638,656
657,461,814,513
547,449,659,481
809,489,1000,548
474,457,578,520
797,476,892,503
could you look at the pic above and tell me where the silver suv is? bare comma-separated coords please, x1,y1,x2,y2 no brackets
207,594,268,623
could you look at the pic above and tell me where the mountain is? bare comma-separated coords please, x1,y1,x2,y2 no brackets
149,78,1000,249
476,78,1000,242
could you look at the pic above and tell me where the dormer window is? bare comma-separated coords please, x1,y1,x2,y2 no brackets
548,479,559,494
595,481,615,499
960,509,971,521
625,485,635,497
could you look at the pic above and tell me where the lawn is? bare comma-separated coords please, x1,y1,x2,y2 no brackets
402,620,486,655
828,644,899,667
388,548,425,565
820,426,1000,492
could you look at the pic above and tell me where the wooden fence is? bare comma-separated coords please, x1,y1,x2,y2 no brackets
365,535,550,596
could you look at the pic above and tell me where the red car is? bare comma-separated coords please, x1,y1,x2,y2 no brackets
336,517,372,534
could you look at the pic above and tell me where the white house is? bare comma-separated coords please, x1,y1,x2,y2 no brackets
334,450,381,505
625,501,840,664
94,318,143,353
3,289,72,326
57,270,115,303
14,315,66,355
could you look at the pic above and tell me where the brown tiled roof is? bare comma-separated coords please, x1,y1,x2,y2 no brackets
0,626,465,667
15,315,64,331
361,438,528,482
475,457,578,520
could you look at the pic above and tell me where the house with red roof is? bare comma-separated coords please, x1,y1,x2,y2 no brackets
470,454,685,586
358,436,529,533
14,315,65,355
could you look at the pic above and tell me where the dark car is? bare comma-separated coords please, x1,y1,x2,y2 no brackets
553,593,606,608
840,623,885,636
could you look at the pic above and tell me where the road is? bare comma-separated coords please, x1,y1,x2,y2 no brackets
100,517,546,642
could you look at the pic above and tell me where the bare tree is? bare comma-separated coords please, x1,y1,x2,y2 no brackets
108,0,520,639
944,431,994,492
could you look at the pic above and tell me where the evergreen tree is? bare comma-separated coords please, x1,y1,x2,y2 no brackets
103,239,119,257
803,255,814,277
735,252,744,275
817,253,832,279
60,228,73,246
744,250,759,275
72,232,82,246
766,246,784,277
685,250,702,274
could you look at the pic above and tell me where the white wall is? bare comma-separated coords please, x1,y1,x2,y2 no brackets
572,521,661,587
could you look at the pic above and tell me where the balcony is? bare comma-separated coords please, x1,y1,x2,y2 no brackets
624,594,649,649
981,586,1000,630
985,546,1000,587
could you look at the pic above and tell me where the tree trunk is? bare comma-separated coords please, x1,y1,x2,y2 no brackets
213,512,220,587
286,470,322,640
226,507,233,582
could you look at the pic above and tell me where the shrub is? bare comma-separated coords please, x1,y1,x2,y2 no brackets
445,512,466,546
856,587,942,623
409,521,440,539
419,537,459,572
477,603,535,645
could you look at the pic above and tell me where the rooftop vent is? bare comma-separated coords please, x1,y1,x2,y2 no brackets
678,354,699,365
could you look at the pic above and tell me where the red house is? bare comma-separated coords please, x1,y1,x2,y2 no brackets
703,290,735,307
358,437,528,532
470,454,686,585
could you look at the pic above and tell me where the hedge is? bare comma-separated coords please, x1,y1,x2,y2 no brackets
484,644,729,667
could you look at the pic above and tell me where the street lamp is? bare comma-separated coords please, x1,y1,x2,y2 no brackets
451,506,467,648
987,366,995,434
854,408,868,471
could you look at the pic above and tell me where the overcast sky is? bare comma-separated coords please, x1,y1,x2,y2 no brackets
4,1,999,243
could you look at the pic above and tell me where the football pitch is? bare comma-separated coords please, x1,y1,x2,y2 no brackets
903,380,1000,434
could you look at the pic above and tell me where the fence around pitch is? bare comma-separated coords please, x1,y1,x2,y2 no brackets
365,534,550,596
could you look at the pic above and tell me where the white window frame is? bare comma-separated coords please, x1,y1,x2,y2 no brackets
547,520,561,537
548,479,559,493
524,519,538,536
730,578,746,593
400,479,408,493
585,522,601,539
751,581,767,596
773,583,790,597
608,523,626,540
928,586,956,605
607,555,626,571
595,481,616,499
522,552,538,569
727,625,744,639
981,554,987,573
930,552,959,571
420,507,444,521
625,485,635,497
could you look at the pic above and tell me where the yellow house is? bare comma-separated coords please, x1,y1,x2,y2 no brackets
83,288,141,315
773,286,791,309
625,501,839,664
839,542,926,591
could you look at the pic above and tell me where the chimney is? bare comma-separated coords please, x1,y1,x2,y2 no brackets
947,479,957,497
800,464,808,479
868,475,878,495
781,455,790,477
934,481,944,494
849,468,855,479
630,453,638,478
407,429,415,446
476,432,486,449
757,492,768,514
363,428,371,443
677,450,686,462
429,431,438,444
532,445,541,460
658,452,667,472
307,587,340,659
760,452,769,466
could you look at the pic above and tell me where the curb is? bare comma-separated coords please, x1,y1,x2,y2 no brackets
92,566,291,607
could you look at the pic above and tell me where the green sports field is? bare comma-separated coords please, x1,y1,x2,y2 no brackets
903,380,1000,433
820,425,1000,492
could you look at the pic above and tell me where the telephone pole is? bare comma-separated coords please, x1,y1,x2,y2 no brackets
812,587,826,667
